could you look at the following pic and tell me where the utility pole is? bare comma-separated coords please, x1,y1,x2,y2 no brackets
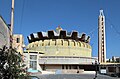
10,0,14,48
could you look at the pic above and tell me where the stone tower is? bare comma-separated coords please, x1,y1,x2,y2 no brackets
98,10,106,63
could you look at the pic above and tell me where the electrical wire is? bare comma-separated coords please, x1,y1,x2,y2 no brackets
106,17,120,36
19,0,25,34
88,26,98,36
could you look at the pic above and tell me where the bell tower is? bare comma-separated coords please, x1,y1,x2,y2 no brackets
98,10,106,63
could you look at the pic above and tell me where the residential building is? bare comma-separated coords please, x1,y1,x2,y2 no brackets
12,34,25,55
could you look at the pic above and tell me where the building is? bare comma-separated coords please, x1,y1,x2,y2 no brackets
0,15,24,55
12,34,25,55
98,10,106,63
111,56,120,63
0,16,10,48
24,26,96,72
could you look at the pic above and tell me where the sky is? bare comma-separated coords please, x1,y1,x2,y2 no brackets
0,0,120,59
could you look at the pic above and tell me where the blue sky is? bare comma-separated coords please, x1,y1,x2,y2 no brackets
0,0,120,58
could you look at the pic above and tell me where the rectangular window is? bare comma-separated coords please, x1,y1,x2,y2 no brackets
62,65,64,69
16,38,20,43
30,55,37,60
69,65,71,69
30,61,37,70
66,65,68,69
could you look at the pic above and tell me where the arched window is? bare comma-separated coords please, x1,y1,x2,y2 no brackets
55,40,56,45
74,41,76,46
48,41,50,45
61,40,63,45
83,43,85,47
79,42,81,47
86,44,89,48
68,41,70,46
42,42,44,46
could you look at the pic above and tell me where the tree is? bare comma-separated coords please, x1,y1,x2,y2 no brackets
0,46,28,79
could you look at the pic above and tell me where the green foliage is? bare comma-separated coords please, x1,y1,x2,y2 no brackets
0,46,28,79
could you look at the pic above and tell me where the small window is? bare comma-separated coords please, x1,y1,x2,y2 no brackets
102,22,104,25
102,34,104,36
102,17,103,21
102,30,104,32
16,38,20,43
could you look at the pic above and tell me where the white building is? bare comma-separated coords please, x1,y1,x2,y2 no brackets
0,16,10,48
